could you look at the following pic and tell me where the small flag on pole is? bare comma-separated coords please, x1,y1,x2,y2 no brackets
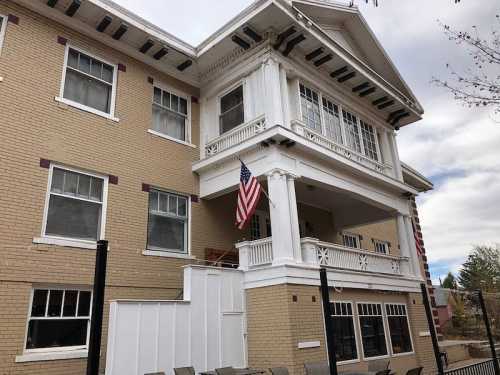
412,218,423,256
236,160,262,230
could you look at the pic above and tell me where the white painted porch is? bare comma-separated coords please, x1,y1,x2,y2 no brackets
236,237,411,277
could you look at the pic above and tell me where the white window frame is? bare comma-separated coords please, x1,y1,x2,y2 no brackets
297,81,382,162
21,286,92,357
217,80,246,136
330,300,361,365
355,302,390,361
149,82,194,147
35,163,108,249
373,239,390,254
56,44,119,121
250,210,272,240
384,303,415,357
0,14,8,55
143,188,192,258
342,232,361,249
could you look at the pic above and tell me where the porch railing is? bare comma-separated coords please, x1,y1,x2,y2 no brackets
205,115,266,157
445,359,499,375
291,120,391,175
236,237,273,269
301,238,410,276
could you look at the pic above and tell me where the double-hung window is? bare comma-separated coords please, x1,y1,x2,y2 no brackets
61,47,116,117
360,120,379,161
43,166,107,242
386,304,413,354
331,302,358,362
299,83,322,133
26,288,91,351
0,14,7,55
342,110,362,153
249,211,271,240
147,190,188,253
152,87,189,142
357,303,388,358
374,240,389,254
220,85,244,134
343,233,361,249
322,97,343,144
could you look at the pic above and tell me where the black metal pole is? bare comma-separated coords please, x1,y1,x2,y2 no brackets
477,290,500,375
420,283,444,375
320,268,338,375
86,240,109,375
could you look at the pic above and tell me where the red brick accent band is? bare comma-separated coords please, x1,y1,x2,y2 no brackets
8,14,19,25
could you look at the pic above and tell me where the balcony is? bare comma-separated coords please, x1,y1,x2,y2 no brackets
237,237,411,277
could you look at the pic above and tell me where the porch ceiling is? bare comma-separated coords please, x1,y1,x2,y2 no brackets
295,178,397,228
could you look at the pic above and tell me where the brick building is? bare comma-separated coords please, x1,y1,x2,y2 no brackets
0,0,437,374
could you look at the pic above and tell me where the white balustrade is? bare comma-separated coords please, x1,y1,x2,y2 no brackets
300,238,410,276
205,115,266,157
236,237,273,270
291,120,391,175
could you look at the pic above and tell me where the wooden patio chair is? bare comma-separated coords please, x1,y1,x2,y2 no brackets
368,359,390,372
174,367,195,375
270,367,289,375
304,361,329,375
405,367,423,375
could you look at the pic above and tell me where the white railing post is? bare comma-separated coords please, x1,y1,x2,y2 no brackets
300,238,320,265
236,241,250,271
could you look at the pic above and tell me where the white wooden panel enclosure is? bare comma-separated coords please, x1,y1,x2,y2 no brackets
105,266,246,375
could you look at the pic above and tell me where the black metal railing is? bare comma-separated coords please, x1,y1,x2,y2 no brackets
445,359,499,375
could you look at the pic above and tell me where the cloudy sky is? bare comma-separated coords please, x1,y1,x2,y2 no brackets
114,0,500,283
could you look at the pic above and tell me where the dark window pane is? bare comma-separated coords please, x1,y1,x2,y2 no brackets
360,316,387,358
89,177,103,202
78,291,92,317
162,91,170,108
63,290,78,317
77,174,91,199
220,86,243,113
332,316,357,361
45,195,101,241
153,87,162,104
171,94,179,112
388,316,413,354
51,168,64,193
68,49,79,69
63,69,112,114
26,319,88,349
64,171,78,196
31,290,48,317
179,98,187,115
47,290,63,317
90,60,102,79
147,214,185,252
220,103,244,133
102,64,113,83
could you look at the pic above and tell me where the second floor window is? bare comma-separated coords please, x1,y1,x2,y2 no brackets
62,47,116,115
342,110,362,154
152,87,188,142
0,14,7,55
300,83,322,133
44,166,106,242
322,98,343,144
342,233,360,249
220,85,244,134
147,190,188,253
361,121,379,161
374,240,389,254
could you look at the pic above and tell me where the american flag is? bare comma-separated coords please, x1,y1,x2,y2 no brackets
236,161,262,230
412,218,423,256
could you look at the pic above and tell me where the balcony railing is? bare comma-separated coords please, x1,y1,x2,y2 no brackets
237,237,410,276
301,238,410,276
235,237,273,269
205,115,266,157
291,120,391,175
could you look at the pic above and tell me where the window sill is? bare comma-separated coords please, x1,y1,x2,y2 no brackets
33,237,97,250
54,97,119,122
142,249,195,259
147,129,196,148
15,349,88,363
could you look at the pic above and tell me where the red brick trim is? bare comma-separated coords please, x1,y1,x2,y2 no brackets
8,14,19,25
142,183,150,192
40,158,51,169
147,76,154,84
108,175,118,185
118,63,126,72
190,194,199,203
57,36,68,45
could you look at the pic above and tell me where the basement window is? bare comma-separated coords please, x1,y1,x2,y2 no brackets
331,301,358,362
386,303,413,355
26,288,92,351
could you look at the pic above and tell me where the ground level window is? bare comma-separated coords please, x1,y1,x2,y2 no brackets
331,302,358,362
26,288,91,350
358,303,388,358
147,189,188,253
386,304,413,354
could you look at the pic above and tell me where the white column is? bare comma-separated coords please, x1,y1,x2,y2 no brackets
279,65,291,129
396,214,421,279
262,56,284,128
378,130,392,166
287,174,302,263
267,169,300,265
388,132,404,181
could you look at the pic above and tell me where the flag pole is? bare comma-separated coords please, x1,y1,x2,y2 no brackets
237,156,275,208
